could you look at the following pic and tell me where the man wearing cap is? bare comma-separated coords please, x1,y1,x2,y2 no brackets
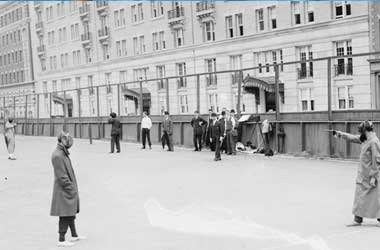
108,112,121,153
335,121,380,226
210,112,226,161
190,110,206,151
50,132,85,247
226,109,238,155
162,111,174,151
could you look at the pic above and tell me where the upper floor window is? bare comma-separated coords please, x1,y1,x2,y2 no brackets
256,9,264,31
131,3,144,23
133,36,146,55
291,1,301,25
176,62,187,88
114,9,126,27
156,65,166,89
300,88,314,111
102,44,110,60
306,1,314,22
335,40,352,76
335,1,351,19
297,46,313,79
174,28,184,47
205,58,217,86
225,16,233,38
235,13,244,36
268,6,277,29
337,86,354,109
254,50,283,74
151,1,164,18
203,21,215,42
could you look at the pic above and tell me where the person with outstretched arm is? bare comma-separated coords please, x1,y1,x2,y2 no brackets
333,120,380,226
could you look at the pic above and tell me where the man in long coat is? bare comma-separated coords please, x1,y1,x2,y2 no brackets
51,132,85,246
210,112,225,161
162,111,174,151
336,121,380,226
108,112,121,153
4,117,16,160
190,110,206,151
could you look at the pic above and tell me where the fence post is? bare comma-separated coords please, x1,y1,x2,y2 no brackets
165,78,170,113
36,94,40,136
274,64,280,152
327,58,334,157
196,74,200,112
77,89,81,118
237,70,242,118
24,95,28,135
117,84,121,116
89,123,92,144
96,86,100,118
139,78,143,118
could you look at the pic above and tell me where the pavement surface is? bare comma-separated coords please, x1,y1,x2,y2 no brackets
0,136,379,250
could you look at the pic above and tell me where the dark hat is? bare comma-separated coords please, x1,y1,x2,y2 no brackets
110,112,117,118
164,111,169,115
211,112,217,117
358,120,374,133
208,108,213,112
221,111,226,116
194,110,199,114
230,109,235,113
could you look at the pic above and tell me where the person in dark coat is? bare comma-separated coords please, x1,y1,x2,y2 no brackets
210,112,226,161
204,109,213,149
226,109,238,155
191,110,206,151
51,132,85,247
218,111,228,154
108,112,121,153
162,111,174,151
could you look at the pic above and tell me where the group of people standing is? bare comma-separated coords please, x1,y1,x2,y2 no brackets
192,108,239,161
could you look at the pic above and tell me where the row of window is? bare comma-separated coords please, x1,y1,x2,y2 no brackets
0,29,24,48
0,50,24,67
0,6,25,28
0,70,25,85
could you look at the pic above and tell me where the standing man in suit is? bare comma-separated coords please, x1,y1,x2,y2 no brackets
226,109,238,155
191,110,206,151
141,111,152,149
162,111,174,151
211,112,226,161
219,110,228,154
108,112,121,153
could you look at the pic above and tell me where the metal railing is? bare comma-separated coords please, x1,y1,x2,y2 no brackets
196,1,215,12
168,7,185,19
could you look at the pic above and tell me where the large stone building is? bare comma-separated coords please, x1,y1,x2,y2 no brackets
27,1,380,118
0,1,35,119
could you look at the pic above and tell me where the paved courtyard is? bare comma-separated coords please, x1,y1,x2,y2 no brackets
1,136,379,250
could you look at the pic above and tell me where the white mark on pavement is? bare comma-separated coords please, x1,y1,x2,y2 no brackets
144,198,333,250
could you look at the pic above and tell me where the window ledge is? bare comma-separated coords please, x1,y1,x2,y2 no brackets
151,15,165,21
132,20,145,26
334,75,353,81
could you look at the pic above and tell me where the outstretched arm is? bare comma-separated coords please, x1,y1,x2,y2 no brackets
336,131,361,144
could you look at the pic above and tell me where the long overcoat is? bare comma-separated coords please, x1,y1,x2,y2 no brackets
342,132,380,218
50,144,80,217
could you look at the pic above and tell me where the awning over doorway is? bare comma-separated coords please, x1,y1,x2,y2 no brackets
52,94,72,104
243,75,284,93
122,87,150,98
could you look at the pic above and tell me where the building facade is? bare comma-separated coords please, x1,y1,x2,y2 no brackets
0,1,35,119
29,1,378,118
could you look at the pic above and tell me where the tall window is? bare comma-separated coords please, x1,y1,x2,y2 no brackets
335,40,352,76
337,86,354,109
179,95,188,113
75,77,81,89
335,1,351,19
114,10,120,27
268,6,277,29
133,36,145,55
174,28,184,47
300,88,314,111
176,62,187,88
102,44,110,60
120,9,126,26
139,35,146,53
256,9,264,31
205,58,217,86
297,46,313,79
203,21,215,42
131,5,137,23
292,1,301,25
116,41,121,56
133,37,139,55
159,31,166,50
230,55,242,84
306,1,314,22
85,48,92,63
235,13,243,36
254,50,284,74
208,93,219,112
138,3,144,21
225,16,233,38
151,1,164,18
156,65,166,89
119,70,127,83
121,40,127,56
153,32,159,51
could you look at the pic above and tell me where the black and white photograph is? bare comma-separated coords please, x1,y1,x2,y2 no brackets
1,0,380,249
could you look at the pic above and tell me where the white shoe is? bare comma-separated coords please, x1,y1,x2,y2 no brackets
57,241,75,247
70,235,87,242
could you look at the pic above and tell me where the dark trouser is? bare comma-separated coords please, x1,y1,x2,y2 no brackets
214,137,221,160
354,215,380,223
193,133,203,151
163,131,173,151
221,136,227,153
263,133,270,151
204,129,211,148
111,134,120,153
142,128,151,148
58,216,77,242
226,131,237,154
